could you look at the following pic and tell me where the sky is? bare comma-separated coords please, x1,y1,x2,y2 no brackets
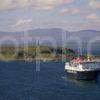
0,0,100,32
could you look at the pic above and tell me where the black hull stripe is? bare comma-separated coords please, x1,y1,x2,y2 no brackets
65,70,99,80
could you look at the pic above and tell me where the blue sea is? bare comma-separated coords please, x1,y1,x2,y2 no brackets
0,61,100,100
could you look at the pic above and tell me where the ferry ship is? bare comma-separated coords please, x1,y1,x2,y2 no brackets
65,55,100,80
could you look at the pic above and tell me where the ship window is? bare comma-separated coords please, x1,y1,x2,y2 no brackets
80,62,99,69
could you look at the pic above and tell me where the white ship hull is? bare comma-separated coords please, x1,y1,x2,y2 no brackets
65,61,100,80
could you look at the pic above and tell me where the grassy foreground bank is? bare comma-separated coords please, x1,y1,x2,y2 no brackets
0,45,75,61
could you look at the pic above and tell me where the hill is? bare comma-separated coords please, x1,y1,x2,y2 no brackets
0,28,100,55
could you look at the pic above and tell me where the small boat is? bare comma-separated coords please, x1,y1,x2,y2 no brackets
65,55,100,80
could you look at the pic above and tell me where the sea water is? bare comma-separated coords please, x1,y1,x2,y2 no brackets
0,61,100,100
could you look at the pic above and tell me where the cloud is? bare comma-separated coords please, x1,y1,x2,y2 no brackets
86,13,100,25
60,19,100,31
0,0,75,10
12,19,33,30
71,8,80,14
0,0,29,10
86,13,99,20
89,0,100,9
59,8,80,15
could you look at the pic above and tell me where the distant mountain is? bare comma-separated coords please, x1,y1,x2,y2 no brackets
0,28,100,54
70,30,100,42
0,28,100,42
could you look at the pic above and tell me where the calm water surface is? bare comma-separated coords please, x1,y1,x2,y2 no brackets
0,61,100,100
